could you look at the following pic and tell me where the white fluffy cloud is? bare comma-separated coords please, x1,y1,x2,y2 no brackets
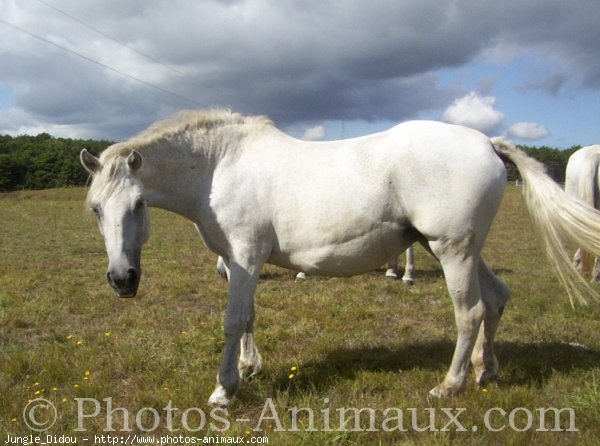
301,125,326,141
441,92,504,133
507,122,550,140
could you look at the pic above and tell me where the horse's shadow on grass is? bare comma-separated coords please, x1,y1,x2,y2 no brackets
266,340,600,396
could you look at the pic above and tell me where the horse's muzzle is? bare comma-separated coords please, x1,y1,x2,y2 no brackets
107,268,140,298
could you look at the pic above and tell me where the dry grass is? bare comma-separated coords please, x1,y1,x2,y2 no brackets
1,186,600,444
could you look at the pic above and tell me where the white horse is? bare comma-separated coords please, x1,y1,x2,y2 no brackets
80,109,600,406
217,247,416,283
565,145,600,281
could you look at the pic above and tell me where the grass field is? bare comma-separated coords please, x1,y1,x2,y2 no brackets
1,185,600,445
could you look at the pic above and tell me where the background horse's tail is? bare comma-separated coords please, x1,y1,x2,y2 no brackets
492,137,600,306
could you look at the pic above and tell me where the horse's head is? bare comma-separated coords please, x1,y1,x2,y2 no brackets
80,148,149,298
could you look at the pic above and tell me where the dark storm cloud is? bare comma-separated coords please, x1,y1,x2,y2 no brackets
1,0,599,138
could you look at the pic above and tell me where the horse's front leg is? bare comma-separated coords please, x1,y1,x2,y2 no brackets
215,255,262,377
208,259,262,407
216,255,230,280
238,308,262,378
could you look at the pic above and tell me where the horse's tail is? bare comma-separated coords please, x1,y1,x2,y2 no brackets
491,137,600,306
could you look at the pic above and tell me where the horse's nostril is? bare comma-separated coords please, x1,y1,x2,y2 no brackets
107,269,137,290
127,268,137,285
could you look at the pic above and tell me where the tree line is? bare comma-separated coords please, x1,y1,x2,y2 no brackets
516,145,581,184
0,133,112,191
0,133,583,192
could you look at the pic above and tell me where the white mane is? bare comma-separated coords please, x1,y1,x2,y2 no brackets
100,109,273,162
87,109,273,208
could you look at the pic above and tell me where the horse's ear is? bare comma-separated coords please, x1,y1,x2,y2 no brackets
127,150,143,172
80,149,101,174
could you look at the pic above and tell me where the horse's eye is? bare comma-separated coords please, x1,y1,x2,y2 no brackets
92,204,101,215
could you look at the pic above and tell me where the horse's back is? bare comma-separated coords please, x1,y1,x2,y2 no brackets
261,120,505,225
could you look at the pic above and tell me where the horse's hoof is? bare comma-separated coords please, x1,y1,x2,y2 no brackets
208,386,230,407
429,385,445,399
429,382,464,398
295,272,307,281
476,372,498,388
385,269,398,279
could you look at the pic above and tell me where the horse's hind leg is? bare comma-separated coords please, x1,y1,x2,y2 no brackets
470,260,510,387
428,238,484,398
401,246,415,284
385,257,398,278
386,246,415,283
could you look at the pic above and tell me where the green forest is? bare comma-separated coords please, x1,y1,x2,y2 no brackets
0,133,112,191
0,133,582,191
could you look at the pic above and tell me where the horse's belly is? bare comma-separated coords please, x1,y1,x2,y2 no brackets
268,228,410,276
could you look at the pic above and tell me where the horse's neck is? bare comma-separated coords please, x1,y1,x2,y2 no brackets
139,125,264,222
140,145,212,223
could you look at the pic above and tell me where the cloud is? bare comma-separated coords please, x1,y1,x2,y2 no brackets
302,125,326,141
507,122,550,140
441,92,504,133
0,0,498,138
0,0,599,140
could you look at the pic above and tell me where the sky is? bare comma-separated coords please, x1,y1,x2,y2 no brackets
1,0,600,148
